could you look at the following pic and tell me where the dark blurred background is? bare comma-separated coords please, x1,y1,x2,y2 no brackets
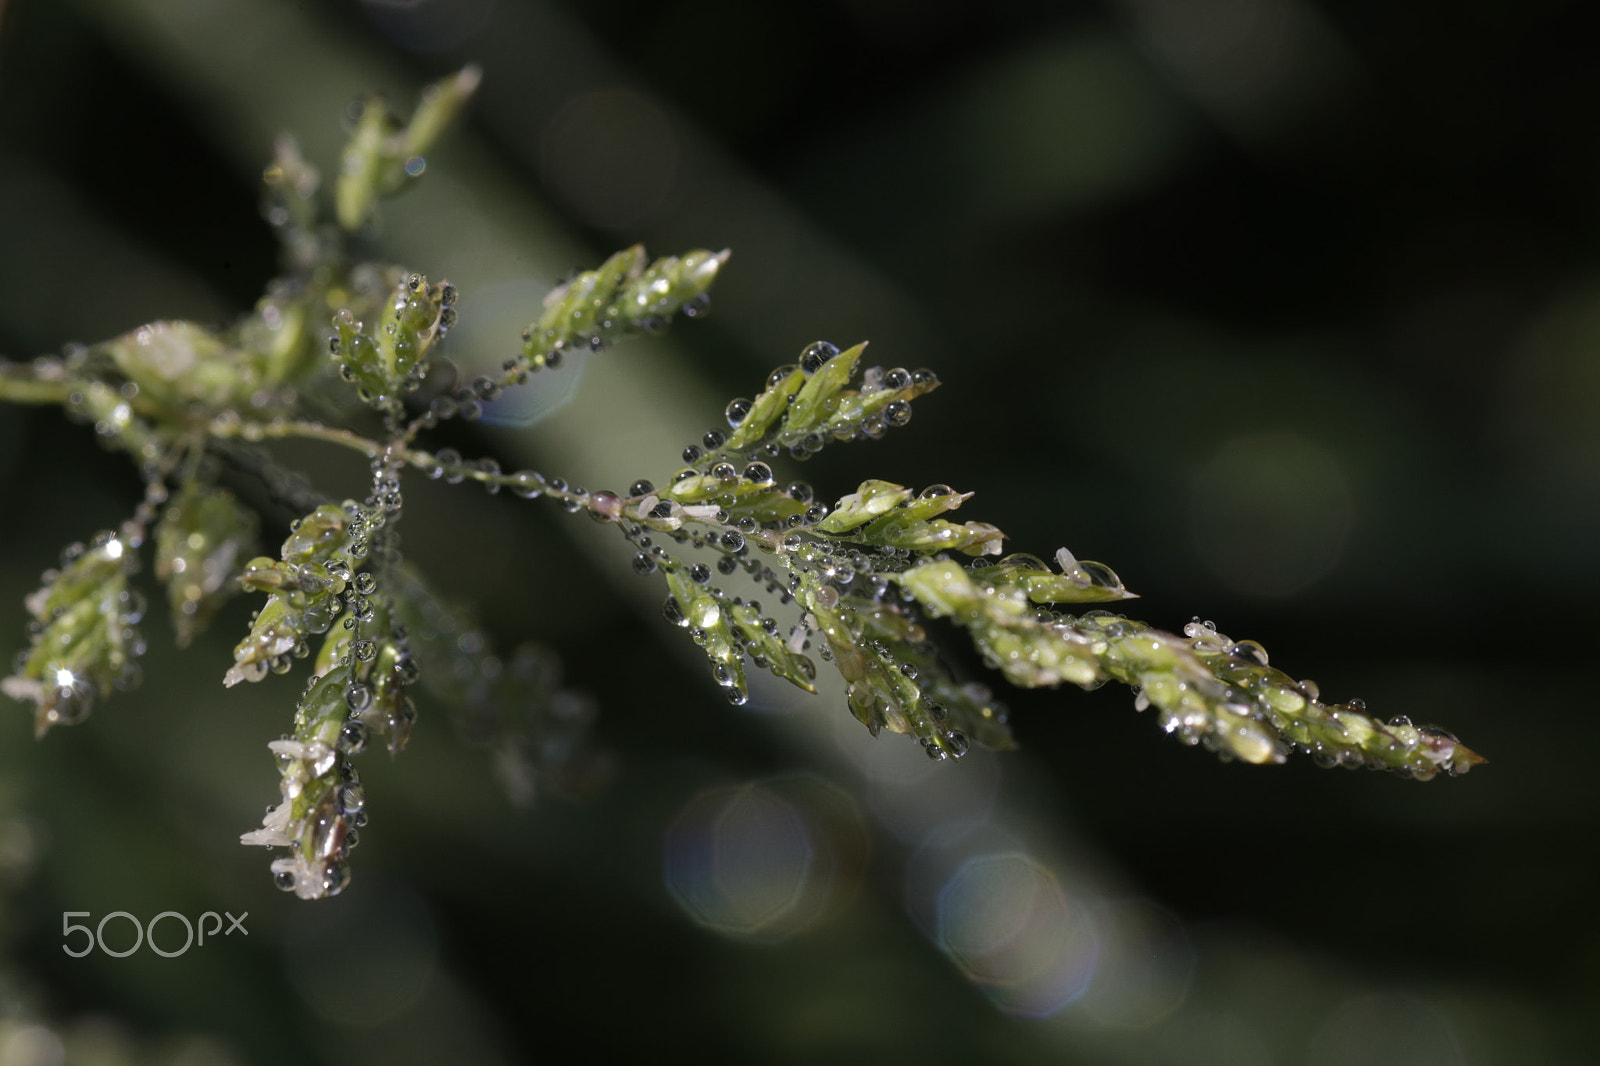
0,0,1596,1062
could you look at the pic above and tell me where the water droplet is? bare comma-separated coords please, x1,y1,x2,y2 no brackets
725,398,753,427
945,731,970,758
429,396,457,423
885,400,913,427
353,639,376,662
663,597,688,627
742,461,773,484
633,553,658,575
323,861,351,896
273,869,297,892
629,479,655,497
1230,640,1268,666
589,491,624,522
690,563,711,584
507,470,545,499
338,783,365,814
800,341,838,373
337,720,369,755
703,430,727,450
721,530,746,554
50,685,90,725
354,572,377,595
345,683,373,712
1079,560,1123,590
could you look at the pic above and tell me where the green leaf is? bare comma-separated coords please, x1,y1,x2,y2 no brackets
814,480,912,534
785,343,865,435
261,134,320,233
896,559,1104,688
965,552,1133,605
330,272,456,409
728,600,816,694
104,321,252,411
226,504,356,686
722,366,806,452
806,593,971,759
659,470,807,525
239,666,356,899
155,483,259,647
2,532,143,737
516,246,729,373
816,482,1006,557
848,592,1015,753
895,558,1485,777
663,567,747,699
281,504,356,566
336,66,480,231
1079,614,1487,778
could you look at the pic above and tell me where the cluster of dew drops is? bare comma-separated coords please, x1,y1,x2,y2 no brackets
617,341,969,737
385,331,973,745
265,505,405,895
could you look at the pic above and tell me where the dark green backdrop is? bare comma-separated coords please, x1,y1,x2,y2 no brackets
0,1,1593,1062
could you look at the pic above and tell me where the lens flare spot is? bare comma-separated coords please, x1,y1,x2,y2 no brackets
1072,898,1195,1028
663,775,866,943
935,852,1099,1017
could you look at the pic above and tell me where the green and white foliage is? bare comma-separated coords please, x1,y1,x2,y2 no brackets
2,530,145,739
0,70,1483,900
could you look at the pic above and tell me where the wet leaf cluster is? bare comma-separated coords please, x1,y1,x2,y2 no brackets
0,67,1484,902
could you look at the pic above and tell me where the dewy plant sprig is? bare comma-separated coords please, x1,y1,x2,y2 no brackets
0,69,1484,900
